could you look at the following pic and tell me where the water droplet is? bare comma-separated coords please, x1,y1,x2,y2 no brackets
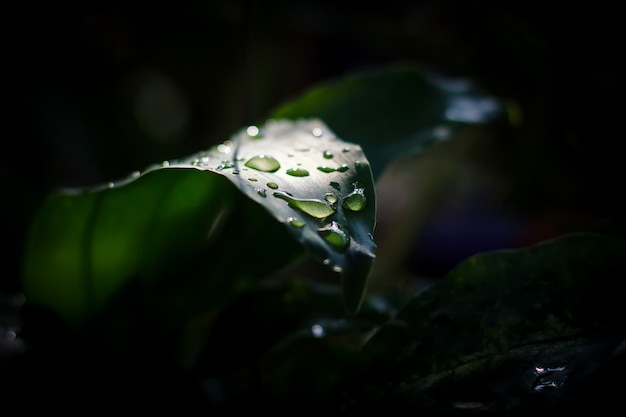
273,191,335,218
329,181,340,191
324,193,338,205
288,216,305,227
107,182,115,188
286,167,310,177
311,324,325,338
532,365,568,392
336,164,349,172
332,265,343,273
312,127,323,137
355,161,362,168
342,147,350,153
323,150,333,159
217,140,233,154
216,161,236,171
131,171,141,178
248,178,257,182
246,125,260,137
318,221,350,252
162,160,170,167
256,188,267,197
267,182,279,189
317,166,336,173
244,155,281,172
342,181,367,211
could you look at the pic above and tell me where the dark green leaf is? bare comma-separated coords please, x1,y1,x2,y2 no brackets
345,233,626,412
270,64,506,178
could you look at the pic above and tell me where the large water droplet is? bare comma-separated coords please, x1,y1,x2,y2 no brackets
267,182,279,189
286,167,310,177
342,181,367,211
273,191,335,218
318,221,350,252
244,155,280,172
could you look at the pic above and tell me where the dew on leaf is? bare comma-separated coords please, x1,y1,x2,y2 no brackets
342,148,350,153
244,155,281,172
216,161,236,171
217,140,233,154
317,166,336,173
337,164,349,172
324,193,338,205
288,216,305,228
267,182,279,189
342,181,367,211
330,181,340,191
273,191,335,218
248,178,258,182
318,221,350,252
256,188,267,198
312,127,323,137
162,160,170,167
246,125,260,137
323,150,333,159
286,167,310,177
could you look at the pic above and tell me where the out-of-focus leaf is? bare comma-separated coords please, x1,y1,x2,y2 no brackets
339,232,626,413
22,119,376,332
270,64,506,178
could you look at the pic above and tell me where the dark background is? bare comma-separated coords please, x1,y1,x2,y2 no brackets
3,0,625,290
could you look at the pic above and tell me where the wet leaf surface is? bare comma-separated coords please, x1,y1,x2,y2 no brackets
22,119,376,334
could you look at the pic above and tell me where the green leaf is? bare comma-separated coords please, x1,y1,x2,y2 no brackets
270,64,505,178
22,118,376,331
345,232,626,412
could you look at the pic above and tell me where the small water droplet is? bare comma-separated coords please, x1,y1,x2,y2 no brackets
286,167,310,177
312,127,323,137
131,171,140,178
532,365,568,392
318,221,350,252
162,160,170,167
256,188,267,197
288,216,305,227
355,161,362,168
107,182,115,188
336,164,349,172
246,125,260,137
244,155,281,172
267,182,279,189
324,193,338,205
217,140,233,154
332,265,343,273
273,191,335,218
330,181,340,190
311,324,325,338
323,150,333,159
342,147,350,153
216,161,236,171
317,166,336,173
248,178,257,182
342,181,367,211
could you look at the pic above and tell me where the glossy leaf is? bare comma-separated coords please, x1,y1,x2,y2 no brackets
22,119,376,330
270,64,506,178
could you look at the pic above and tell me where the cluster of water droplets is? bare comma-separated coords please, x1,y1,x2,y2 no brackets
204,122,371,270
